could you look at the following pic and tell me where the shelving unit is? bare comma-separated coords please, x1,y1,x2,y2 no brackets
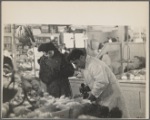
3,28,12,52
34,33,60,46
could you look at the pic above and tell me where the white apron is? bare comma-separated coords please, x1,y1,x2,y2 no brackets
82,55,130,118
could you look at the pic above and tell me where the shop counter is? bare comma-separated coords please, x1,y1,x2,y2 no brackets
69,77,146,118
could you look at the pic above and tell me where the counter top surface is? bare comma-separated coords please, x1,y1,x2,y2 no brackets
68,76,146,84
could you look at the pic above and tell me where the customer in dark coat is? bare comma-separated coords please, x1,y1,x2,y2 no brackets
38,42,74,98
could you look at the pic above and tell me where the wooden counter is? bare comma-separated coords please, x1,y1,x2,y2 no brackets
69,76,146,84
69,77,146,118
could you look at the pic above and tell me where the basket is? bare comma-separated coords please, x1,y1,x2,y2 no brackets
51,108,71,118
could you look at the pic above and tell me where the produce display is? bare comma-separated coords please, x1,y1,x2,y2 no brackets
2,52,134,119
16,54,34,71
18,62,32,71
2,68,123,119
3,67,92,118
3,90,92,118
3,88,123,119
121,68,146,80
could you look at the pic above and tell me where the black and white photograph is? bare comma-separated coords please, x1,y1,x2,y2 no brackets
1,1,149,119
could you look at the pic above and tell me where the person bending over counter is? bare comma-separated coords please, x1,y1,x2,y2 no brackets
67,48,130,118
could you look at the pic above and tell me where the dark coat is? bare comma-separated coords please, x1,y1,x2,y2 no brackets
38,44,74,98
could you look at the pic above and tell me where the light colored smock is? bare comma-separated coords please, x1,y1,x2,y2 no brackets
82,55,130,118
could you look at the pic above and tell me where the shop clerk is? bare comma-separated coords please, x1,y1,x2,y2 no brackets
68,49,130,118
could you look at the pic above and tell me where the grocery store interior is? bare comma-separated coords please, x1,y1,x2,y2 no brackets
2,24,147,119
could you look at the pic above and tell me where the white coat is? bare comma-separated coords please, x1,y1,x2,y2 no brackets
81,55,130,118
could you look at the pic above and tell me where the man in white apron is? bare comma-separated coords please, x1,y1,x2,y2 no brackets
68,49,130,118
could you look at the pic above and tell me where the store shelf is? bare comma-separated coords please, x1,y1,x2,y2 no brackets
118,79,146,84
69,78,147,86
124,42,145,44
69,77,146,84
105,42,121,45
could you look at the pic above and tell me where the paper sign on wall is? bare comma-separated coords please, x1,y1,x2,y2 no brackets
75,33,85,48
63,33,74,48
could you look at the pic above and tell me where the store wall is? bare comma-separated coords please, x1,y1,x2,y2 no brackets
123,43,146,59
87,26,125,50
108,26,125,42
87,31,109,43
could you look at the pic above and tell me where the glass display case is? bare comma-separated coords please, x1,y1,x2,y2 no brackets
96,42,123,75
88,25,147,77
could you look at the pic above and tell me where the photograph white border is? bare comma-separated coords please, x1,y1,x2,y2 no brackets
1,1,149,119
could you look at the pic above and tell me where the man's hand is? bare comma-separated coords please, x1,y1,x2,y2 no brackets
88,93,97,102
79,83,91,93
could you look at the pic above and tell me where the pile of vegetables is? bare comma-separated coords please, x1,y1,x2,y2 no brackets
2,71,92,119
3,68,123,119
3,91,91,118
3,87,123,119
